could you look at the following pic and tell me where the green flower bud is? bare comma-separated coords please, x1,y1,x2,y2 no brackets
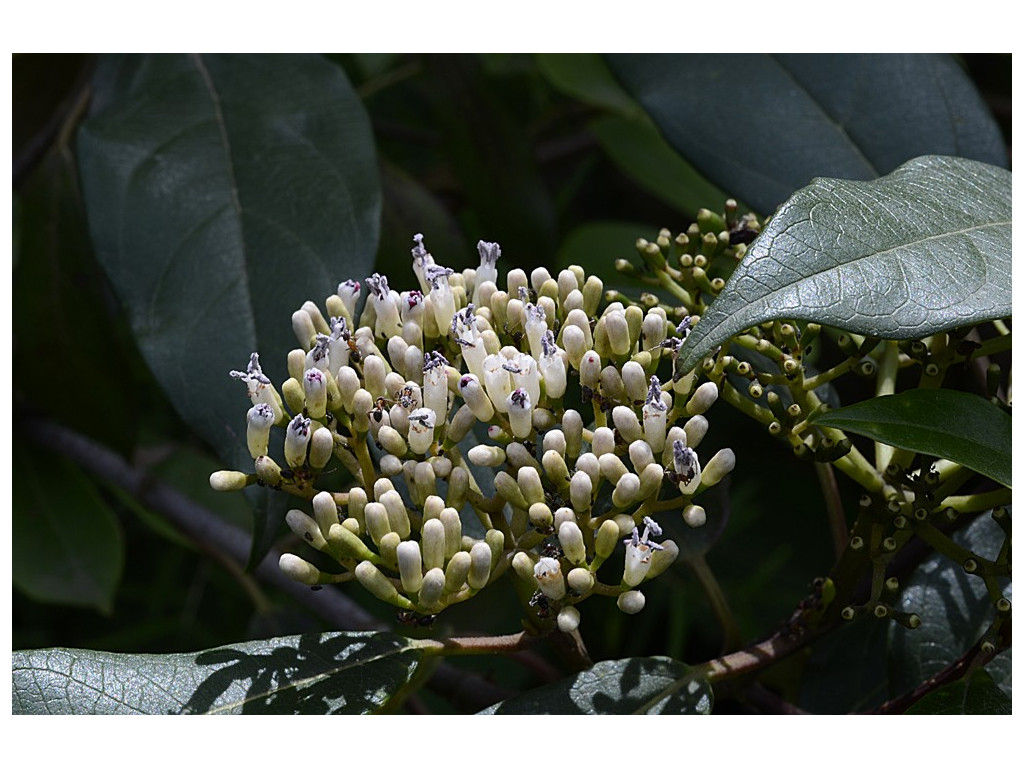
512,551,538,586
495,470,529,509
287,348,306,382
364,501,392,546
446,466,469,511
599,453,629,484
379,489,411,540
647,540,679,579
562,409,584,458
444,551,471,593
638,463,664,500
355,561,413,609
582,275,603,316
255,455,283,486
529,502,554,529
327,523,376,561
378,531,401,566
542,450,571,488
701,448,735,488
518,466,545,506
282,377,305,416
595,519,620,560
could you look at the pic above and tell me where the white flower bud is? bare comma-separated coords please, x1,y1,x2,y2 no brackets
556,269,579,304
507,268,528,298
686,381,720,415
347,486,367,533
534,557,566,600
291,309,317,350
467,444,506,467
605,309,631,357
558,521,587,565
561,324,587,370
628,439,655,473
562,409,583,458
468,542,492,590
245,403,276,459
364,501,391,546
420,518,446,571
209,470,253,492
684,415,709,450
518,466,545,506
642,311,667,350
512,551,537,587
591,426,616,457
279,553,321,586
542,450,570,488
507,388,534,439
418,567,446,609
543,429,567,456
363,355,387,399
579,350,601,389
612,406,643,443
407,407,436,454
387,336,409,375
379,489,411,540
285,508,328,552
552,507,575,531
557,606,581,633
569,470,593,513
379,454,403,476
396,540,423,593
702,448,736,488
638,462,665,500
683,504,707,528
529,502,553,529
284,414,313,468
574,451,601,487
621,361,648,404
311,491,339,537
617,590,646,614
308,426,334,470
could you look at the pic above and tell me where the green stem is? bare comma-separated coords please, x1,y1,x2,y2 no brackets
814,462,849,559
944,488,1012,514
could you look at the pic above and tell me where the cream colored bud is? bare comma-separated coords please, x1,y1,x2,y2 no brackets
495,470,529,509
347,486,367,533
612,406,643,443
647,540,679,579
595,520,620,560
642,312,667,350
543,429,567,456
582,275,603,316
683,504,707,528
485,529,505,564
599,453,629,485
574,451,601,487
396,540,424,593
292,310,317,349
701,448,736,487
440,508,462,559
529,502,554,529
558,521,587,565
569,470,593,513
446,466,469,511
562,324,588,369
518,466,545,506
418,568,446,609
542,450,570,488
420,518,446,570
355,561,413,609
379,454,403,476
363,355,387,399
686,381,720,415
308,426,334,470
557,269,580,304
505,441,540,473
534,557,566,600
279,553,321,586
445,404,476,444
209,470,253,492
591,426,616,457
380,489,411,540
580,350,601,388
378,531,401,566
254,455,283,486
552,507,575,532
364,501,391,546
617,590,646,614
612,472,641,508
468,444,506,467
621,361,648,404
512,551,538,586
444,551,471,592
378,425,408,457
287,348,306,382
638,462,665,500
567,567,594,596
562,409,583,457
428,455,452,478
600,365,626,404
615,514,636,537
468,542,493,590
557,606,581,633
284,510,326,553
628,440,655,473
351,388,373,433
326,523,375,561
605,310,631,357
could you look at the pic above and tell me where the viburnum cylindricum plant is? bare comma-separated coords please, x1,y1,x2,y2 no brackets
211,229,740,632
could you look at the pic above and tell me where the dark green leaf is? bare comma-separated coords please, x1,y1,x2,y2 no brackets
12,632,425,714
589,115,732,217
606,54,1007,214
677,156,1011,371
478,657,712,714
904,669,1011,714
798,614,890,713
77,54,381,566
556,221,654,276
536,53,641,116
13,444,124,613
810,389,1011,488
889,514,1010,697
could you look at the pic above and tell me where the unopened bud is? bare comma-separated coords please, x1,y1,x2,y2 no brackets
468,542,493,590
617,590,645,614
534,557,566,600
686,381,719,415
308,426,334,470
286,509,328,551
209,470,253,492
557,605,581,633
683,504,706,528
595,519,620,560
396,540,424,593
279,553,321,586
355,561,413,609
701,448,736,487
558,521,587,565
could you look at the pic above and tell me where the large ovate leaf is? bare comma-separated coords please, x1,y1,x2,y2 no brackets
904,669,1011,714
676,155,1011,371
13,445,124,613
889,514,1011,698
810,389,1011,488
478,657,712,714
12,632,425,714
77,54,381,566
606,54,1007,214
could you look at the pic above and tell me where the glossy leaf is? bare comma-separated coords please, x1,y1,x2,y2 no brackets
478,657,712,714
12,632,425,714
536,53,641,116
889,514,1011,697
904,669,1011,714
77,54,381,565
13,445,124,613
810,389,1011,488
677,156,1011,371
607,54,1008,214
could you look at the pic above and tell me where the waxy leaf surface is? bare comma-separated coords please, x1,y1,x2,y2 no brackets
606,54,1007,214
677,156,1011,371
810,389,1011,488
12,632,424,714
478,656,712,714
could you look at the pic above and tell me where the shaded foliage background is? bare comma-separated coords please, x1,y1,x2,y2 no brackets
11,53,1011,713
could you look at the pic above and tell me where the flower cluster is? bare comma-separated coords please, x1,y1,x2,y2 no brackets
211,234,735,631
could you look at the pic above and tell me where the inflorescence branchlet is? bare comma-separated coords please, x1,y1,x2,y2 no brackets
210,232,736,632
